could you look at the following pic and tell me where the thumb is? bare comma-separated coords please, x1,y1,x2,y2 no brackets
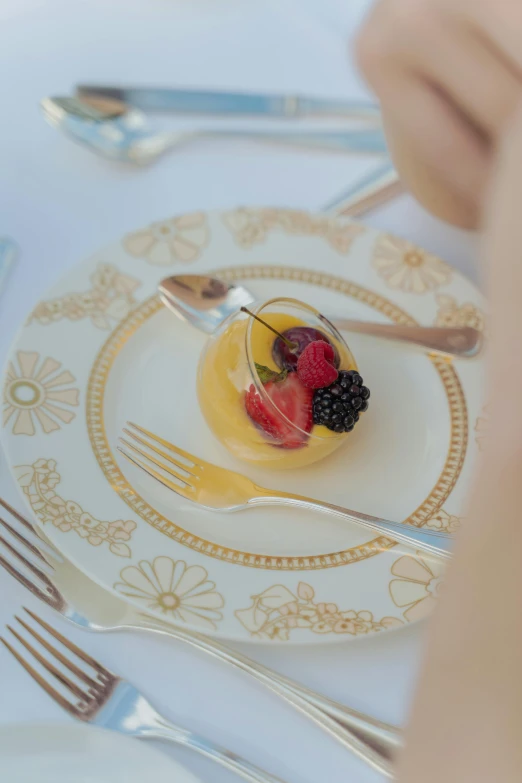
481,104,522,439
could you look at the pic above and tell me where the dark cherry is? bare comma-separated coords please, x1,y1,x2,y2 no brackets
272,326,340,371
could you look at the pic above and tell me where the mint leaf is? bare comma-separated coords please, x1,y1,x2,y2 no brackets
255,363,288,384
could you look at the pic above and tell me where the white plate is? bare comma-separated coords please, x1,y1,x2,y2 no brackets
1,208,485,643
0,722,201,783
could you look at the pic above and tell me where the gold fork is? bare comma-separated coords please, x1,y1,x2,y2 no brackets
118,423,452,560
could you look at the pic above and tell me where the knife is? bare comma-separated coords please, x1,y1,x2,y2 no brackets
76,84,380,121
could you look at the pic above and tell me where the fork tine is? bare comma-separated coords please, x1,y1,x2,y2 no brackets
0,496,62,562
15,614,99,690
23,608,111,680
127,422,205,468
0,514,50,565
119,437,194,487
7,622,91,702
117,446,195,501
0,535,56,587
0,496,36,534
122,427,199,477
0,549,55,606
0,636,79,717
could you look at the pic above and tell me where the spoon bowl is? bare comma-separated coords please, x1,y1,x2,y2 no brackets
159,275,254,334
41,96,177,163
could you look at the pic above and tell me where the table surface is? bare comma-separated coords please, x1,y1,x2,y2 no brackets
0,2,478,781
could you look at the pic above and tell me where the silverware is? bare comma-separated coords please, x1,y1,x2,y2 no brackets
0,237,18,301
118,423,452,561
0,496,398,774
159,274,483,358
41,97,387,165
324,161,402,217
1,611,288,783
76,84,382,121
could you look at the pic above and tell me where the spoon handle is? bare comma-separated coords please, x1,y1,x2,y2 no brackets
150,128,388,156
330,318,482,358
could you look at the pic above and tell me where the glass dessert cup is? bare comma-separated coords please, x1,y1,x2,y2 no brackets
197,297,359,469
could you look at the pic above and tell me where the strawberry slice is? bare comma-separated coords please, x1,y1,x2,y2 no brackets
245,371,313,449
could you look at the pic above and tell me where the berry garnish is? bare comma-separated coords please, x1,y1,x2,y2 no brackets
245,369,313,449
297,341,339,389
312,370,370,433
272,326,340,371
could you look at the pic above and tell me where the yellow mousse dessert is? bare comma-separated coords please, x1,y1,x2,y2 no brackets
197,298,368,468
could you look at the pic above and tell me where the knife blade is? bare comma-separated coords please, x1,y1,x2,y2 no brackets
76,85,380,120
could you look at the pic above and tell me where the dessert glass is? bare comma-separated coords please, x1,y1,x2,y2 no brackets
197,297,358,468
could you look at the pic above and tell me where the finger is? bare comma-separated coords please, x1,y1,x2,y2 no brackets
456,0,522,82
394,18,522,141
359,0,522,124
377,73,490,212
382,111,482,227
357,1,491,215
482,106,522,419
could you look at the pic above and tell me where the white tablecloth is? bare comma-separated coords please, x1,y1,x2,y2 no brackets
0,2,477,781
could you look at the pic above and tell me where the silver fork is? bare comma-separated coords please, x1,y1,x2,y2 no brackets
0,496,397,776
118,423,452,561
0,610,287,783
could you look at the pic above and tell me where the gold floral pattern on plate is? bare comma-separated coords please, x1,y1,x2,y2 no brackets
14,459,136,557
389,552,445,622
223,208,365,253
435,294,485,332
423,508,461,534
3,352,79,436
123,212,209,266
29,263,141,330
114,556,224,630
373,235,452,294
235,581,403,641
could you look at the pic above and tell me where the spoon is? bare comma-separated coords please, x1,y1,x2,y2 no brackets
40,96,388,164
159,274,482,358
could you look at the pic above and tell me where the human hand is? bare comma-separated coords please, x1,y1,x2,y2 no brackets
356,0,522,229
396,104,522,781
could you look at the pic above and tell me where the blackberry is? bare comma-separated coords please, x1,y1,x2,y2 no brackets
313,370,370,432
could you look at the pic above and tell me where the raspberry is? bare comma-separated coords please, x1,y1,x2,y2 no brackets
297,341,339,389
272,326,339,371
